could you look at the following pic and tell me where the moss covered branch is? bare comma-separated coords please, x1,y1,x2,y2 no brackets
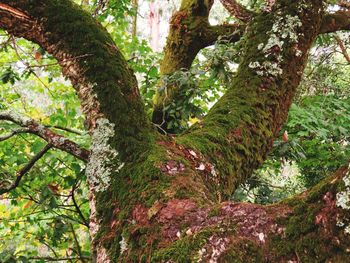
0,2,155,260
150,163,350,262
152,0,244,132
219,0,255,22
177,0,324,198
0,0,154,160
2,0,349,262
320,10,350,33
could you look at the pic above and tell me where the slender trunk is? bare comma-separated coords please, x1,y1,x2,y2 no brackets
149,1,160,52
132,0,138,38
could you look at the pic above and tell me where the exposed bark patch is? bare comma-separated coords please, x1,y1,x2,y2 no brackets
219,202,288,244
96,246,110,263
150,199,295,262
315,192,337,231
170,11,188,30
132,204,149,226
227,127,242,142
160,160,186,175
198,235,231,263
76,83,103,131
0,3,30,20
88,194,100,248
157,199,198,240
154,198,291,250
158,199,197,223
110,206,121,230
158,140,220,190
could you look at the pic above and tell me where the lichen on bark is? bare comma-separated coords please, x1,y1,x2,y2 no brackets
1,0,350,262
86,118,122,193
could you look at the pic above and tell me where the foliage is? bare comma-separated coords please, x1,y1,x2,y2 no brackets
0,0,349,261
142,39,240,131
0,30,91,262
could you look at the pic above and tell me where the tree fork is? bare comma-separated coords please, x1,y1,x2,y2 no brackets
152,0,244,132
1,0,350,262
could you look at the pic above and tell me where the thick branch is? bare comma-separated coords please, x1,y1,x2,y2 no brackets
152,0,244,132
0,3,155,260
0,0,154,161
149,164,350,262
219,0,254,22
0,111,90,162
320,11,350,33
176,0,324,197
338,0,350,9
0,143,52,195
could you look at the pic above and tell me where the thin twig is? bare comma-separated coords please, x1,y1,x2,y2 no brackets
10,36,56,98
45,125,84,135
0,110,90,162
71,181,89,228
0,127,30,141
70,223,87,263
219,0,254,22
0,143,53,195
334,34,350,64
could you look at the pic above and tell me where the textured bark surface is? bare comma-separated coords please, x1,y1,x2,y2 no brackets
1,0,350,262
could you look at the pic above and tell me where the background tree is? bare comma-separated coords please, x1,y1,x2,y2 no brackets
0,0,349,262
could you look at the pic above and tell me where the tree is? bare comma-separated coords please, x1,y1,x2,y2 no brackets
0,0,350,262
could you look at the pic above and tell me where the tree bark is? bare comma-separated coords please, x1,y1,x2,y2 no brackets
151,0,244,132
0,0,350,262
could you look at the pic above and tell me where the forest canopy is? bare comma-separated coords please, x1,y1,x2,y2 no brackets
0,0,349,262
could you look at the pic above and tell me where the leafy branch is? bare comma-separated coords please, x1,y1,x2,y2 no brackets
0,110,90,162
0,143,52,195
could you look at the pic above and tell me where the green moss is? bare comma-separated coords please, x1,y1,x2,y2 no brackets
151,227,218,262
174,0,324,200
174,187,193,199
14,0,339,261
284,203,320,238
19,0,155,163
219,239,264,263
208,205,221,217
152,0,242,131
92,135,218,260
270,170,350,262
295,234,328,263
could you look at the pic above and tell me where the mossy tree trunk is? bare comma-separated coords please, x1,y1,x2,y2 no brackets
1,0,350,262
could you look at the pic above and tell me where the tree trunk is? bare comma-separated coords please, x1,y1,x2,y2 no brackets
0,0,349,262
149,1,160,52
